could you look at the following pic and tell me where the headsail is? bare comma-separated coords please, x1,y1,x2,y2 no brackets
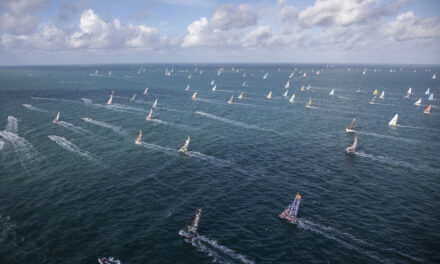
266,91,272,99
345,136,358,154
238,92,244,99
135,129,142,144
178,136,190,152
346,118,356,132
53,112,60,123
179,208,202,240
424,105,431,114
228,95,234,104
146,109,153,121
130,94,136,103
107,94,113,105
289,94,295,103
388,114,398,126
279,193,301,224
414,98,422,106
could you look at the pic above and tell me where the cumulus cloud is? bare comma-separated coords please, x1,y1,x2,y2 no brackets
0,0,49,34
211,4,257,30
385,11,440,41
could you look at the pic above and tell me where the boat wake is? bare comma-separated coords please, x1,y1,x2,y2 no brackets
150,119,194,131
186,151,232,166
108,104,145,113
355,131,418,144
5,116,18,134
0,139,4,150
81,98,93,105
22,104,47,112
194,98,226,105
55,121,91,134
48,135,96,160
355,152,437,173
81,117,127,136
139,142,176,155
193,235,255,264
0,131,41,166
195,111,278,134
30,96,70,102
298,218,422,263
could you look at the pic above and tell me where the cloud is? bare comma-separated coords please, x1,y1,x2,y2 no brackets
0,0,49,34
384,11,440,41
211,4,257,30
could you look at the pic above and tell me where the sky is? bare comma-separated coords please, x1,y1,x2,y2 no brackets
0,0,439,65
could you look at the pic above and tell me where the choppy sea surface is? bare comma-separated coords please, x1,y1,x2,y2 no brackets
0,64,439,264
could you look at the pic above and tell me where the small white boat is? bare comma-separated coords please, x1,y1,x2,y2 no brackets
414,98,422,106
146,109,152,121
130,94,136,103
53,112,60,123
428,93,434,101
379,91,385,99
345,136,358,154
284,81,290,89
263,73,268,79
178,136,190,152
289,72,294,78
228,95,234,104
135,129,142,144
266,91,272,99
191,91,197,100
404,88,412,98
211,80,214,85
329,89,334,95
238,92,243,99
212,85,216,91
152,99,158,108
242,81,247,87
303,72,307,78
289,94,295,103
346,119,356,133
143,88,148,95
425,88,430,95
388,114,398,126
432,74,436,79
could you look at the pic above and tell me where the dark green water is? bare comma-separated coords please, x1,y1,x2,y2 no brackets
0,64,439,264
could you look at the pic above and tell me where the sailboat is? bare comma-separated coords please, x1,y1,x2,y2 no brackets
217,70,221,76
191,91,197,100
178,136,190,152
152,99,158,108
130,94,136,103
266,91,272,99
199,70,203,75
185,84,190,91
306,84,311,90
357,86,362,93
425,88,430,95
179,208,202,241
345,136,358,154
414,98,422,106
305,99,312,108
242,81,247,87
228,95,234,104
424,105,431,114
330,89,334,95
388,114,398,126
107,94,113,105
146,109,152,121
135,129,142,145
238,92,244,99
303,72,307,78
284,81,290,89
143,88,148,95
379,91,385,99
289,72,294,78
369,95,376,104
300,85,305,91
346,119,356,132
373,89,378,95
98,257,121,264
53,112,60,123
316,70,320,75
212,85,216,91
187,73,192,79
428,93,434,101
263,73,268,79
108,71,112,75
432,74,436,79
289,94,295,103
283,90,288,97
404,88,412,98
211,80,214,85
279,193,301,224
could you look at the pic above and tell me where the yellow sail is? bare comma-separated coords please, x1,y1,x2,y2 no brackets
373,89,377,95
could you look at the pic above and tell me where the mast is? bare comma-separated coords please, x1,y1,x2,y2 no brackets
178,136,190,152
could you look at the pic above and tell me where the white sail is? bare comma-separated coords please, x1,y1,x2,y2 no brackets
108,71,112,75
289,72,294,78
135,129,142,144
330,89,334,95
284,81,290,89
379,91,385,99
185,84,190,91
212,85,216,91
178,136,190,152
388,114,398,126
130,94,136,103
146,109,153,121
152,99,158,108
432,74,436,79
242,81,247,87
428,93,434,101
242,72,246,78
369,95,376,104
107,94,113,105
346,118,356,132
238,92,243,99
143,88,148,95
404,87,412,98
211,80,214,85
425,88,430,95
266,91,272,99
283,90,288,97
316,70,320,75
191,91,197,100
228,95,234,104
53,112,60,122
303,72,307,78
217,70,221,76
263,73,268,79
289,94,295,103
345,136,358,154
414,98,422,106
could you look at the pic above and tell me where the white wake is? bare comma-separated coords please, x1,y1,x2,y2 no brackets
48,135,95,160
82,117,126,136
22,104,47,112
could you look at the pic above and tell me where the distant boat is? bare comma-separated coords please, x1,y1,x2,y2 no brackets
95,70,99,75
266,91,272,99
108,71,112,75
404,88,412,98
211,80,214,85
152,99,158,108
146,109,152,121
283,90,288,97
284,81,290,89
345,136,358,154
179,208,202,241
185,84,190,91
425,88,430,95
289,72,294,78
379,91,385,99
330,89,334,95
301,85,305,91
178,136,190,152
228,95,234,104
143,88,148,95
191,91,197,100
424,105,431,114
242,72,246,78
187,73,191,79
279,193,301,224
53,112,60,123
388,114,398,126
316,70,320,75
107,94,113,105
212,85,216,91
289,94,295,103
238,92,244,99
373,89,378,95
199,70,203,74
98,257,121,264
130,94,136,103
217,70,221,76
362,69,366,75
242,81,247,87
346,118,356,133
357,86,362,93
135,129,142,144
432,74,436,79
428,93,434,101
414,98,422,106
306,99,312,108
303,72,307,78
369,95,376,104
306,84,311,90
263,73,268,79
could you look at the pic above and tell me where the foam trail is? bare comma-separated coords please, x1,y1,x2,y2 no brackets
109,104,146,113
186,151,232,166
81,98,93,104
31,97,70,102
355,131,418,144
150,119,194,131
5,116,18,134
48,135,95,160
197,235,255,264
22,104,47,112
355,152,438,173
55,121,91,134
192,239,231,264
0,139,4,150
139,142,176,154
81,98,134,114
0,131,40,165
195,111,277,134
81,117,126,136
194,98,227,105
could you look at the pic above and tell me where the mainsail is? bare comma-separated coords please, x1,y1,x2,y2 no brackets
238,92,244,99
306,99,312,108
185,84,190,91
152,99,158,108
191,91,197,100
285,81,290,89
146,109,153,121
279,193,301,224
388,114,398,126
143,88,148,95
373,89,378,95
330,89,334,95
428,94,434,101
228,95,234,104
178,136,190,152
289,94,295,103
425,88,430,95
346,118,356,132
263,73,268,79
414,98,422,106
107,94,113,105
345,136,358,154
424,105,431,114
212,85,216,91
283,90,288,97
266,91,272,99
211,80,214,85
130,94,136,103
379,91,385,99
179,208,202,240
404,88,412,98
53,112,60,123
135,129,142,144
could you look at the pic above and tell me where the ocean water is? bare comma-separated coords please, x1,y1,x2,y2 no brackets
0,64,439,264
